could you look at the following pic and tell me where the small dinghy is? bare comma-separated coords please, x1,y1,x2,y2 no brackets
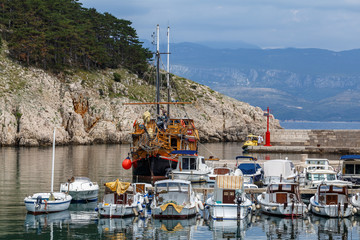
60,177,99,203
24,129,72,214
310,182,354,218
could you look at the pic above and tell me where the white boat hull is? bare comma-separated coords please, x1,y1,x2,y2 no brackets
98,203,137,218
24,192,72,214
171,172,209,183
152,205,197,219
207,201,252,220
310,196,353,217
60,178,99,202
257,195,307,217
351,193,360,215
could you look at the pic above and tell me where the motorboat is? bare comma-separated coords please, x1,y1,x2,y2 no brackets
257,182,307,217
205,175,253,220
351,193,360,215
208,167,233,183
151,179,202,219
60,177,99,203
97,179,145,218
310,182,353,217
263,158,297,186
169,151,212,183
242,134,259,150
300,169,351,189
339,155,360,188
24,129,72,214
235,156,263,185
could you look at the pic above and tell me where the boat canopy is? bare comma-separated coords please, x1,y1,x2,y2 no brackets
340,155,360,160
216,175,244,190
238,163,261,174
105,179,131,195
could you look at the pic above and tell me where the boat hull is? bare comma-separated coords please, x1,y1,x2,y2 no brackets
132,156,177,183
207,202,252,220
98,203,137,218
171,172,209,183
24,192,72,215
310,197,353,218
60,178,99,202
152,205,197,219
257,195,307,217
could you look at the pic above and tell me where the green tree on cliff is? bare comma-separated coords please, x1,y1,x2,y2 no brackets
0,0,152,75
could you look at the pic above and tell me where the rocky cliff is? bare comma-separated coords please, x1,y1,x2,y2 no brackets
0,46,281,146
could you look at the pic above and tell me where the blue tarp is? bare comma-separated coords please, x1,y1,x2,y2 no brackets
238,163,261,175
170,150,197,155
340,155,360,160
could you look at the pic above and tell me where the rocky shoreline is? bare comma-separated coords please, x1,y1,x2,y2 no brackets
0,50,282,146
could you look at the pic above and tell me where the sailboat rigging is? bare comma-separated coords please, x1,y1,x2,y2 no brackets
123,25,199,183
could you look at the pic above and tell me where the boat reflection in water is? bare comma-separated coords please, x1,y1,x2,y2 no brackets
207,214,252,240
260,214,313,239
310,214,353,239
69,202,98,226
24,210,71,234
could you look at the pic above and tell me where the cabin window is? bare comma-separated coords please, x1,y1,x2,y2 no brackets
182,158,189,170
332,186,344,193
269,184,279,192
319,185,330,192
327,174,336,180
171,138,178,150
179,183,189,192
356,165,360,174
282,185,292,191
201,157,205,164
306,173,311,180
190,158,196,170
345,164,355,174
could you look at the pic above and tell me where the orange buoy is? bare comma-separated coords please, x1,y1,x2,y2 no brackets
122,157,132,170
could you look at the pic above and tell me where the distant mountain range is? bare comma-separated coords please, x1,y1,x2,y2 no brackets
142,40,360,121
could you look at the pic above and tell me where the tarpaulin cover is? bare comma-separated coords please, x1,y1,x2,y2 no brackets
238,163,261,175
216,175,244,190
340,155,360,160
105,179,130,195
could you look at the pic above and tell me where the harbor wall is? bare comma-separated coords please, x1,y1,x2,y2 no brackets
270,129,360,148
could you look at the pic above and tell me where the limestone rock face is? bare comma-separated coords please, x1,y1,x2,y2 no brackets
0,55,281,146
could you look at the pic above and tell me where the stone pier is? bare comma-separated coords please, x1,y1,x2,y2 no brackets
248,129,360,154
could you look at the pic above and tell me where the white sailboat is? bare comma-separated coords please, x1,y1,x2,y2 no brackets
24,129,72,214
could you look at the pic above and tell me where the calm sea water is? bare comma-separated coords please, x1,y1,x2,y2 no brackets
1,143,360,240
280,120,360,129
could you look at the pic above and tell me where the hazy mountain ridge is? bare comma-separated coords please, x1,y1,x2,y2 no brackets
153,41,360,121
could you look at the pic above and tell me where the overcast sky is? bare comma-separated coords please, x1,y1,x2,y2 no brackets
79,0,360,51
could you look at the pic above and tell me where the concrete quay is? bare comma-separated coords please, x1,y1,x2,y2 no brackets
247,129,360,154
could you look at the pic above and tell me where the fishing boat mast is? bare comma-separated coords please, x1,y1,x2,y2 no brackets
166,26,171,116
156,24,160,115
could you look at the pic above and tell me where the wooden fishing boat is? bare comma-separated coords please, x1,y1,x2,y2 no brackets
97,180,146,218
206,175,253,220
151,179,202,219
257,181,307,217
310,182,354,217
125,25,199,183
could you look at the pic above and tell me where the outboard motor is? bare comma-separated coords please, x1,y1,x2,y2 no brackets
35,196,42,209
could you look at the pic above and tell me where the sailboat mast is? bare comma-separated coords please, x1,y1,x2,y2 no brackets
51,129,55,193
156,24,160,115
167,26,170,116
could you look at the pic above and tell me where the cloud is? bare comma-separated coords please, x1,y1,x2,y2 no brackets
79,0,360,51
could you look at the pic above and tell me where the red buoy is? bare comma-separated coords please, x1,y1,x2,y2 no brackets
122,157,132,170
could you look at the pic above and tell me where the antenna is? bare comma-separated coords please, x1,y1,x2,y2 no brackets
156,24,160,115
167,26,171,116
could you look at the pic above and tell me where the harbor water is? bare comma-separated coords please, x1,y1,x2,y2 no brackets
1,143,360,239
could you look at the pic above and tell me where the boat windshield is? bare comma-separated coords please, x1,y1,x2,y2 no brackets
327,174,336,180
182,157,197,170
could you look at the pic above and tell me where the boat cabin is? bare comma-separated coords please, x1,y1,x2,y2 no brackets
315,183,349,205
154,179,192,206
304,158,334,171
263,159,296,185
174,154,210,173
213,175,244,204
242,134,259,149
341,155,360,187
263,183,301,204
103,180,135,206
